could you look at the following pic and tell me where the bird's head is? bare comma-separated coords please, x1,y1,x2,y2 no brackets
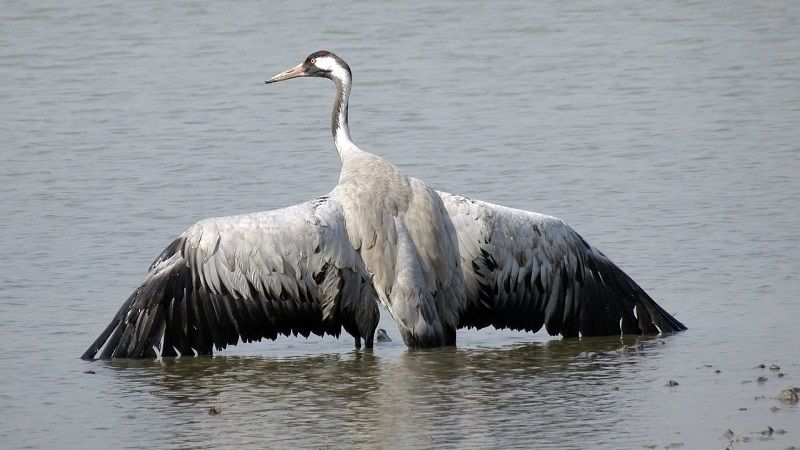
265,51,351,84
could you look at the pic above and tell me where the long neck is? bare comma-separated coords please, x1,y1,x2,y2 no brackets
332,74,357,158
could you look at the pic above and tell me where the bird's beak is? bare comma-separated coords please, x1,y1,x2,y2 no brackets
265,63,306,84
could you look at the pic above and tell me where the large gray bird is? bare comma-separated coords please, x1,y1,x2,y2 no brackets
81,51,686,360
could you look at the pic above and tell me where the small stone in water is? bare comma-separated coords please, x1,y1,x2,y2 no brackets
769,364,780,370
757,363,766,369
777,387,800,404
666,380,679,387
208,404,221,416
761,426,774,436
83,370,96,374
723,429,735,440
757,376,768,383
777,373,785,378
770,406,780,412
376,328,392,342
714,369,721,374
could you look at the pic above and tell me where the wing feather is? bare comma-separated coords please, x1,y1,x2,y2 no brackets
438,191,686,337
82,197,379,359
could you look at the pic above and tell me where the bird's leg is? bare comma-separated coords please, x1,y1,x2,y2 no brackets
364,330,374,349
444,327,457,346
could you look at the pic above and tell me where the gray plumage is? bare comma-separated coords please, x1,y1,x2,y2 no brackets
81,198,379,359
81,51,685,360
438,193,686,337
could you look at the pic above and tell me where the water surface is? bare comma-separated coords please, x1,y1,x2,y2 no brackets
1,0,799,448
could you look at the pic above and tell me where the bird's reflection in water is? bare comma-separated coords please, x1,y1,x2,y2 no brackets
103,335,666,448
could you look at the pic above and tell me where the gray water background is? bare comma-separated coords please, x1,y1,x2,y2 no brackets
2,0,799,448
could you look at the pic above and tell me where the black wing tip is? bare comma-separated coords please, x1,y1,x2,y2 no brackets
657,316,688,334
80,350,98,361
81,258,374,360
664,311,688,332
641,292,688,335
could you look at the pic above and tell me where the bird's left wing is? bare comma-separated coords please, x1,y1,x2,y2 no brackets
81,197,379,359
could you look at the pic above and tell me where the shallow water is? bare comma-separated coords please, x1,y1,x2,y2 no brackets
2,0,799,448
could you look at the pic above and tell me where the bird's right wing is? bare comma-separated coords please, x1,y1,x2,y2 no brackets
438,192,686,338
81,196,379,359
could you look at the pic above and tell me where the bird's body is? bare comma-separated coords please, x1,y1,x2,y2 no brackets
320,52,465,346
332,151,465,347
82,51,685,360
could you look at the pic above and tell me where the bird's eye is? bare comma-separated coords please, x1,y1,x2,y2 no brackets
310,58,316,65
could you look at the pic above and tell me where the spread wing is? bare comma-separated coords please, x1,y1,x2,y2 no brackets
438,192,686,337
81,196,379,359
